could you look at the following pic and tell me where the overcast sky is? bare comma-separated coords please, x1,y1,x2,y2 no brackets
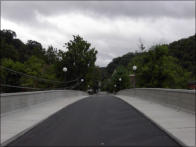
1,1,195,67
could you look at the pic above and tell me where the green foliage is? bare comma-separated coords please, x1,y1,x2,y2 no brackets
26,40,46,60
61,35,98,90
128,45,191,88
111,66,130,92
20,56,57,89
1,58,25,92
45,46,59,64
103,66,130,92
104,34,195,90
1,29,194,93
99,67,110,81
106,52,136,74
168,34,196,78
101,78,113,93
1,29,101,93
0,31,19,61
1,56,58,92
0,30,46,62
85,66,101,93
0,29,62,92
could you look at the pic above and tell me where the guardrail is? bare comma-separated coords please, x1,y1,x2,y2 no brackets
117,88,195,113
1,90,88,115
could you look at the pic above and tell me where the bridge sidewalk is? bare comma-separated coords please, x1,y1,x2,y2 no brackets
1,96,87,146
117,95,195,147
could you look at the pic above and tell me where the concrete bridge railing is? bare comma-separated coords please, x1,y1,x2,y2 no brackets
1,90,88,115
117,88,195,113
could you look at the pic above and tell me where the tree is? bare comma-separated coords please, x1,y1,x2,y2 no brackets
0,30,19,61
111,66,131,92
62,35,98,90
20,56,58,89
0,40,19,61
1,58,25,92
168,34,196,79
1,28,194,93
138,38,145,52
128,45,191,88
1,30,16,42
45,46,59,64
106,52,136,74
26,40,46,60
101,78,113,93
85,66,101,93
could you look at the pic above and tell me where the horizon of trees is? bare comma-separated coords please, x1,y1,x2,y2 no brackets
104,34,195,92
1,29,195,93
0,29,99,93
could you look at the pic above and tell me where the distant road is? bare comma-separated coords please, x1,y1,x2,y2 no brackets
7,95,181,146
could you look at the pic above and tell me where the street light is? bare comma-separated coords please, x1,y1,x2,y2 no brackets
119,78,122,82
132,65,137,88
133,65,137,71
63,67,67,72
81,78,84,82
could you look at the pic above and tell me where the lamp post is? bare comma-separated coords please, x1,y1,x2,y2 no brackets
132,65,137,88
63,67,67,72
62,67,68,89
114,84,117,92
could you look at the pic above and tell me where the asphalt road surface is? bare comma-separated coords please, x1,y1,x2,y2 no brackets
7,95,181,146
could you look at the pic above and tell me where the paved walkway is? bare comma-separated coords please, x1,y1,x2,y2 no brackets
6,95,181,146
1,96,87,146
117,95,195,147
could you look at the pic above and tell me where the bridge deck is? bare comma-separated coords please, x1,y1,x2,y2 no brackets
5,95,181,146
117,95,195,146
1,96,86,146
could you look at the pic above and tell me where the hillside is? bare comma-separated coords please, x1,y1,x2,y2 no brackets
168,34,196,76
106,34,195,77
106,52,136,74
102,34,195,91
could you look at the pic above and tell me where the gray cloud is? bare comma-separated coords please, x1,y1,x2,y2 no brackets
2,1,195,23
1,1,195,67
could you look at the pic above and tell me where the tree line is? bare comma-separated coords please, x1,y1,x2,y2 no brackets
1,29,195,93
0,30,99,93
102,34,195,92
